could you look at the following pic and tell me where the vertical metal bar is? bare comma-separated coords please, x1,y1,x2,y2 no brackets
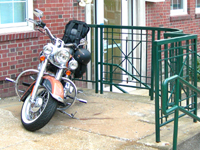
173,79,180,150
150,30,155,100
106,28,109,89
178,42,183,107
154,42,161,142
140,29,142,87
162,42,169,123
95,26,99,93
170,42,175,105
193,38,197,122
146,30,148,87
186,40,189,111
100,26,104,94
173,108,179,150
111,28,114,91
110,64,113,91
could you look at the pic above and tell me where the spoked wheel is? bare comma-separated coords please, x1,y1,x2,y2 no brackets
21,87,57,131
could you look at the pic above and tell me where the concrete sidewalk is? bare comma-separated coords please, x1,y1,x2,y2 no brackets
0,89,200,150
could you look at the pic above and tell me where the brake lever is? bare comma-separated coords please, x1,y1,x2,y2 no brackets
37,28,45,35
26,18,38,26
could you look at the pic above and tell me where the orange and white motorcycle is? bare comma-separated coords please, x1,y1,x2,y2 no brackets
6,9,90,131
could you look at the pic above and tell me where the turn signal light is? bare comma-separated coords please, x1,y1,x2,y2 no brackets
40,56,45,62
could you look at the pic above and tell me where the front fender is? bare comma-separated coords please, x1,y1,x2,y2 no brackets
20,76,64,103
42,76,64,103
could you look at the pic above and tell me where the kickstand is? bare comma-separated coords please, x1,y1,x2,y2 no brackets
58,110,78,119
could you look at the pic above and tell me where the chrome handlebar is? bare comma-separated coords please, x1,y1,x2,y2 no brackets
26,18,86,48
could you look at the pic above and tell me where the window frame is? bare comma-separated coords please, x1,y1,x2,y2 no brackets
170,0,188,16
0,0,33,34
196,0,200,13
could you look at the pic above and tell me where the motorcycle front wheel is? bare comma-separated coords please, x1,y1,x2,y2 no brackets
21,87,57,131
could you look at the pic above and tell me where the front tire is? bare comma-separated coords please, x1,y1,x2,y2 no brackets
21,87,57,131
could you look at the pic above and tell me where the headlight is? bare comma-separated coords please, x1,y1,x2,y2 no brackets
43,44,53,55
68,59,78,70
54,48,70,66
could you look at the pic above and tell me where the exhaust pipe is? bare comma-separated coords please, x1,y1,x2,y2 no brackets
5,78,16,83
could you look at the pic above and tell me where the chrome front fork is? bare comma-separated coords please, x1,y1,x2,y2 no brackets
30,59,48,102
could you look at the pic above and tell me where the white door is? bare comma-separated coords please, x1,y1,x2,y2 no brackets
97,0,134,92
85,0,141,92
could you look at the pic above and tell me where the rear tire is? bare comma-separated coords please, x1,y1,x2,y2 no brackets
21,87,57,131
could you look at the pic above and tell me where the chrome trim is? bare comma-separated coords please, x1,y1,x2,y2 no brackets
55,68,64,80
51,93,64,103
60,77,78,110
15,69,39,98
30,59,48,102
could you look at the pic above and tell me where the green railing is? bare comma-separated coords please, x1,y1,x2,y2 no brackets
74,25,182,96
162,75,200,150
153,34,198,143
73,24,198,146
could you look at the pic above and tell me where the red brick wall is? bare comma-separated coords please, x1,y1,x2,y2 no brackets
145,0,200,83
146,0,200,45
0,0,85,98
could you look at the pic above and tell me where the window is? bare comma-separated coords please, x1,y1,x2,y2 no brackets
196,0,200,13
0,0,33,33
170,0,187,16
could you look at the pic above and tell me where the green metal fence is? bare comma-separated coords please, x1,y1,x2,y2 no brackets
74,25,182,96
162,75,200,149
73,25,198,146
153,33,198,144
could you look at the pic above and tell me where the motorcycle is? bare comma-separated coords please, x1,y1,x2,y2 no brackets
5,9,91,131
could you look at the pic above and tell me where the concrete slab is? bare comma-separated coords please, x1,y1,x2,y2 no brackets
0,89,200,149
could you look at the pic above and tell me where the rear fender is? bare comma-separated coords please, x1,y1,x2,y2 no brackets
20,76,64,103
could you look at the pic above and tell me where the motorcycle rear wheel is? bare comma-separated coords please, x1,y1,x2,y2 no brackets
21,87,57,131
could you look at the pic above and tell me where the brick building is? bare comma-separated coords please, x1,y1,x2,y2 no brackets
0,0,200,98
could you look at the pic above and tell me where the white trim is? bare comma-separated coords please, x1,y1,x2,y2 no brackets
170,0,188,16
0,26,34,34
137,0,146,26
196,0,200,14
195,7,200,13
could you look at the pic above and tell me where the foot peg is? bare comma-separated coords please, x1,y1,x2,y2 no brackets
5,78,16,83
76,98,87,103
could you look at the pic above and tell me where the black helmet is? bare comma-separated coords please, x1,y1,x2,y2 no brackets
74,48,91,65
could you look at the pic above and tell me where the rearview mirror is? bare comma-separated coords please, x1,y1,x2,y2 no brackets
33,9,43,18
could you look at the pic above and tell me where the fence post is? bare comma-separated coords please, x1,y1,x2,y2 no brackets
172,78,180,150
95,26,99,93
100,26,104,94
150,30,155,100
154,41,161,142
